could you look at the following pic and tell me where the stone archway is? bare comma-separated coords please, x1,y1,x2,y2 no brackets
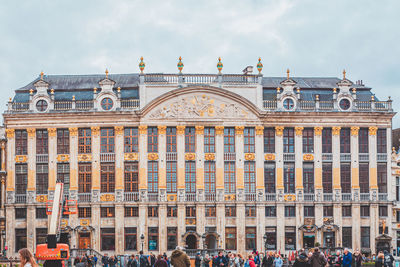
182,231,201,250
205,232,220,250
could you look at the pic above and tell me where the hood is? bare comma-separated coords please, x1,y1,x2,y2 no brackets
298,255,308,262
172,250,184,258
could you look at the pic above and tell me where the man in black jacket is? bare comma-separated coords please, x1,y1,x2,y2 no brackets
195,253,202,267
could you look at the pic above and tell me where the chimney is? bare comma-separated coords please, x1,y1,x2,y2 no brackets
242,66,253,75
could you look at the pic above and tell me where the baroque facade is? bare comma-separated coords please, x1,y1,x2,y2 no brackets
2,59,397,257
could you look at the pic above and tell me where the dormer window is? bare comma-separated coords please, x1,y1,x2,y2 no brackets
36,100,48,112
283,98,294,110
101,97,114,111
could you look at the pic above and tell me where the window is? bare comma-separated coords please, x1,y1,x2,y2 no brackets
304,206,314,217
265,206,276,217
224,162,236,193
78,128,91,154
125,227,137,250
245,206,256,217
204,127,215,153
265,227,277,250
378,163,387,193
379,226,389,235
377,129,387,153
379,206,388,217
360,206,370,217
15,164,27,194
15,208,26,219
361,227,370,248
283,98,294,110
148,227,158,250
166,127,177,152
340,128,350,153
185,127,196,152
359,163,369,193
284,163,295,193
340,163,351,193
57,129,70,154
57,163,70,193
36,164,48,195
15,130,28,155
167,227,177,250
125,207,139,217
359,128,369,153
303,128,314,153
166,162,177,193
101,163,115,193
342,227,352,248
185,162,196,193
323,206,333,217
100,128,115,153
244,127,255,153
148,161,158,193
264,163,275,194
124,127,139,153
167,206,177,217
342,206,351,217
225,227,237,250
101,98,113,110
204,161,216,194
36,208,47,219
186,206,196,218
303,163,314,194
322,163,332,193
244,161,255,194
148,206,158,217
283,128,295,153
285,227,296,250
225,206,236,217
285,206,295,217
125,162,138,192
78,207,91,218
101,207,115,217
264,128,275,153
15,229,27,252
224,127,235,153
397,211,400,223
245,227,256,250
322,128,332,153
78,163,92,193
36,129,48,154
36,228,47,245
205,206,216,217
101,228,115,251
147,127,158,153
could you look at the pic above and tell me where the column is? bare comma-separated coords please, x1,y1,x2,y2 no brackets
115,204,124,254
275,127,284,194
1,139,6,171
138,126,148,198
350,127,360,199
159,204,167,252
48,128,57,191
370,204,378,253
235,126,244,200
215,126,224,200
5,207,14,256
315,204,323,246
27,128,36,203
5,129,15,203
115,126,124,201
314,127,323,200
333,203,342,247
176,126,185,199
368,127,378,197
295,127,303,196
276,203,285,252
177,204,186,247
138,204,147,252
332,127,341,197
296,202,304,250
216,204,225,249
255,126,264,197
69,128,78,193
256,203,265,251
196,204,206,247
27,207,35,251
237,204,245,254
91,127,100,200
92,205,101,251
158,126,167,201
352,204,361,249
195,126,204,200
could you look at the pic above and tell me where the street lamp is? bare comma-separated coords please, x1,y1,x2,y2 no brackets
263,233,268,252
140,234,145,252
201,233,207,253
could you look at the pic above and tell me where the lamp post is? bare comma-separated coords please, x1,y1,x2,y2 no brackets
140,234,145,252
263,233,268,253
201,233,207,255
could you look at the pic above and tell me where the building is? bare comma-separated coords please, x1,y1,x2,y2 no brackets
3,58,396,256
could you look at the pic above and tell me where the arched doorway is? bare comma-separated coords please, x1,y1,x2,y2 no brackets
186,234,197,249
205,234,217,249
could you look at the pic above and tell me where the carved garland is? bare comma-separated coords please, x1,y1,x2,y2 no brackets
264,154,275,161
27,128,36,137
295,127,304,136
204,153,215,161
148,153,159,161
115,126,124,135
91,126,100,136
244,153,255,161
185,153,196,161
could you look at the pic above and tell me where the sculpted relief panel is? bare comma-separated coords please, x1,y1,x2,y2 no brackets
147,93,258,120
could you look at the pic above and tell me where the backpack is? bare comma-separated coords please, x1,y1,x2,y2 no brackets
140,256,149,267
244,260,250,267
384,255,392,267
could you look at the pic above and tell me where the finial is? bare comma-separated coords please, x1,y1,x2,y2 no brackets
257,57,263,74
117,87,121,93
139,57,145,73
286,69,290,79
105,68,109,78
371,95,375,101
393,147,396,153
50,89,54,94
217,57,223,74
333,88,337,93
177,56,184,73
40,71,44,80
94,87,97,93
343,69,346,80
352,88,356,93
72,95,75,101
316,94,319,101
277,87,281,93
8,97,12,102
29,89,34,95
296,87,300,93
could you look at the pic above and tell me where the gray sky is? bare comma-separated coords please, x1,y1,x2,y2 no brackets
1,0,399,126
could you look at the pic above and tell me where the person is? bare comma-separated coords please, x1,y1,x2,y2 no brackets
310,247,327,267
102,254,110,267
140,251,149,267
74,257,82,267
215,251,228,266
247,255,256,267
150,253,156,267
19,248,38,267
330,250,342,267
384,250,394,267
252,251,260,267
154,255,168,267
375,252,385,267
353,251,363,267
94,255,98,267
262,252,273,267
273,254,283,267
135,256,141,267
203,254,211,267
342,249,352,267
195,253,202,267
109,256,117,267
170,246,191,267
292,252,308,267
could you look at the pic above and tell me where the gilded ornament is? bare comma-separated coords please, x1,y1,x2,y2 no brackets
115,126,124,135
257,58,263,74
275,126,284,136
124,153,139,161
157,125,167,135
36,195,48,203
60,219,68,229
47,128,57,137
148,153,159,161
303,154,314,161
167,194,177,202
204,153,215,161
69,127,78,136
235,126,244,135
80,219,90,226
185,218,196,225
27,128,36,137
195,126,204,135
57,154,70,162
177,56,184,73
295,127,304,136
185,153,196,161
225,194,236,201
332,127,341,136
100,194,115,202
255,126,264,135
176,125,186,135
5,129,15,138
217,57,223,74
244,153,255,161
15,155,27,163
138,125,147,134
215,126,224,135
350,126,360,136
78,154,92,162
314,127,323,136
369,126,378,136
264,154,275,161
139,57,145,73
91,126,100,136
284,194,296,201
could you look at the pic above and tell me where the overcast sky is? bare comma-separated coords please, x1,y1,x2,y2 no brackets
1,0,399,126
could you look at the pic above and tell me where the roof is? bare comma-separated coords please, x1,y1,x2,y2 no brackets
262,77,368,89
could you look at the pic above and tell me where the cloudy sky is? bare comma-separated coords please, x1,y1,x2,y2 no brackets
1,0,399,126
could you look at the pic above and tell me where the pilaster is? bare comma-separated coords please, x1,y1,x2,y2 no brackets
332,127,341,193
5,207,14,254
216,204,225,249
236,204,245,254
276,203,285,252
92,205,101,251
296,202,303,251
176,126,185,190
48,128,57,190
275,127,284,191
368,127,378,192
138,126,148,194
115,204,124,254
69,128,78,192
315,204,323,246
159,204,167,252
256,203,265,251
333,203,342,247
295,127,303,198
177,204,186,247
314,127,323,194
350,127,360,200
91,127,100,191
215,126,224,190
158,126,167,194
115,126,124,201
27,128,36,202
351,204,360,249
235,126,244,195
138,204,148,252
195,126,204,191
255,126,264,193
5,129,15,193
196,204,206,246
27,206,35,251
370,204,378,253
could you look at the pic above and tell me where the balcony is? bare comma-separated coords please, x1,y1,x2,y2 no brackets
245,193,256,201
224,153,236,161
166,152,177,161
185,193,196,202
360,193,370,201
120,99,139,109
342,193,352,201
359,153,369,162
378,193,388,201
205,193,216,202
264,100,277,110
265,193,276,201
304,194,315,202
15,194,27,204
78,193,91,203
323,193,333,201
322,153,332,161
124,192,139,202
340,153,351,162
147,193,158,202
100,153,115,162
283,153,295,161
36,154,48,163
377,153,387,162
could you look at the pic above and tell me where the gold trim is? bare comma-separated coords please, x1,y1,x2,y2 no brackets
185,218,196,225
275,126,284,136
351,126,360,136
264,154,275,161
369,126,378,136
204,153,215,161
167,194,177,201
332,127,341,136
78,154,92,162
176,126,186,135
124,153,139,161
295,127,304,136
244,153,255,161
27,128,36,137
195,126,204,135
185,153,196,161
61,219,68,228
284,194,296,201
36,195,48,203
235,126,244,135
115,126,124,135
138,125,147,135
255,126,264,136
157,125,166,135
148,153,159,161
215,126,224,135
15,155,27,163
48,128,57,137
80,219,90,226
91,126,100,136
303,154,314,161
314,127,323,136
69,127,78,136
57,154,70,162
100,194,115,202
5,129,15,138
225,194,236,201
